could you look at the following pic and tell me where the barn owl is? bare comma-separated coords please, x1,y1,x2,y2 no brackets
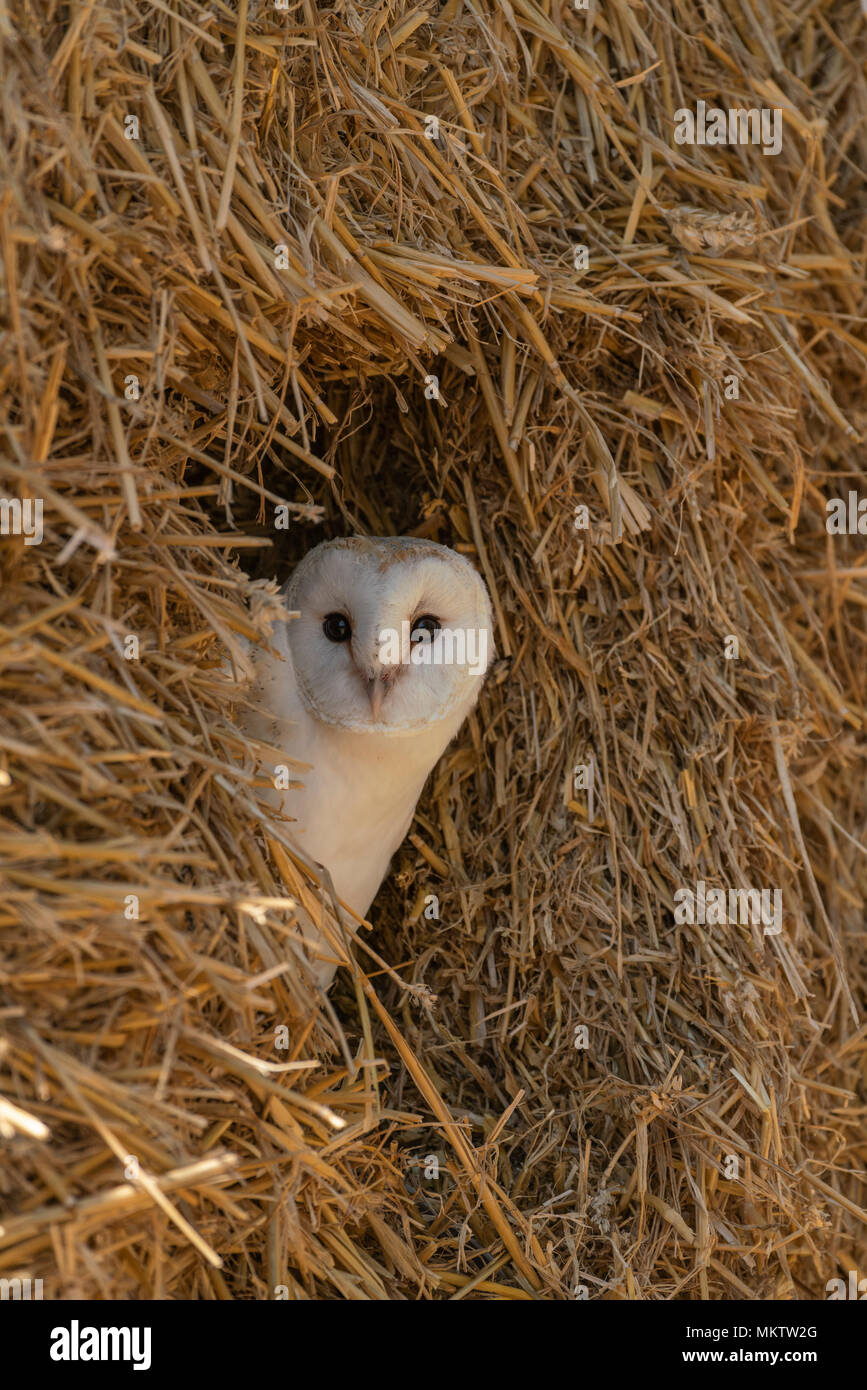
236,537,494,988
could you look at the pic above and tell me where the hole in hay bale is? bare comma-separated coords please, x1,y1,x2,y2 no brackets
192,365,490,586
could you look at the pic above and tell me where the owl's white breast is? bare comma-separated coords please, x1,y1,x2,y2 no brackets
240,623,464,923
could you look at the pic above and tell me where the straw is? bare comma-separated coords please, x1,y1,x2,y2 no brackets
0,0,864,1300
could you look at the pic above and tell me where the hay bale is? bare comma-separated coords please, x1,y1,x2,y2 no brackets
0,0,864,1299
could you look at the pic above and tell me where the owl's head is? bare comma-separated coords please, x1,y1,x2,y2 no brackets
285,537,494,735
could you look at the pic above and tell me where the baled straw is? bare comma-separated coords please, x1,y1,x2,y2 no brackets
0,0,864,1298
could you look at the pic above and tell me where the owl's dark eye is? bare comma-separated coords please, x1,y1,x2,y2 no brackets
411,614,440,639
323,612,351,642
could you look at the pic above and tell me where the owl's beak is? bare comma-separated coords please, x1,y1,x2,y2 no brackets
365,673,389,720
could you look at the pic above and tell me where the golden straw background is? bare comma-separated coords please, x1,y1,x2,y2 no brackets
0,0,865,1298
